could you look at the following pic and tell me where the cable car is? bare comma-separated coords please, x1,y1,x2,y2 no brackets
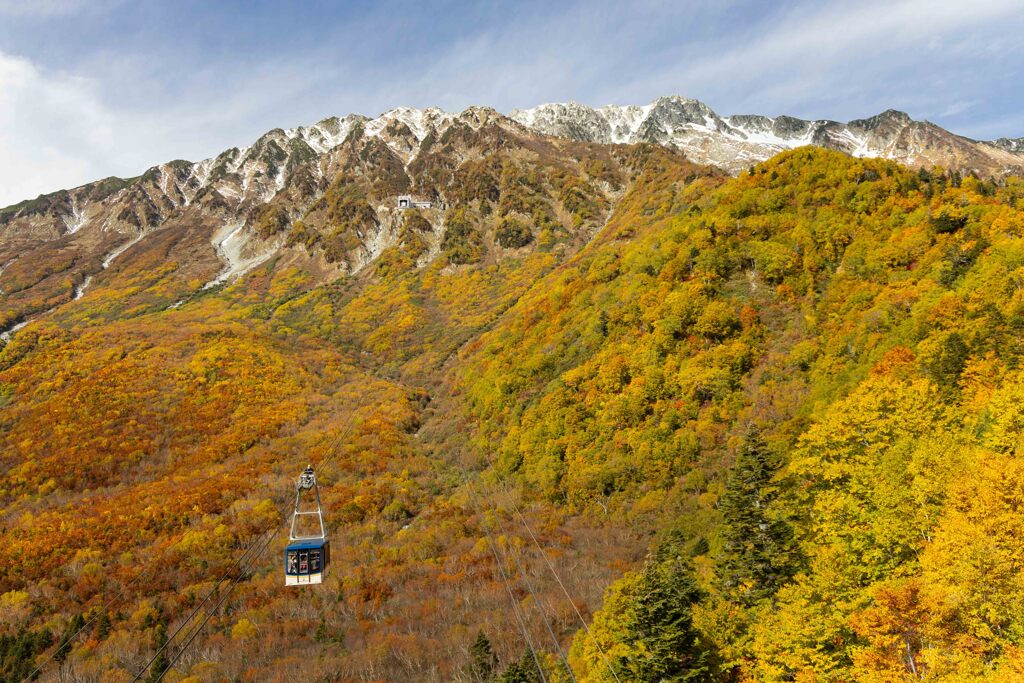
285,465,330,586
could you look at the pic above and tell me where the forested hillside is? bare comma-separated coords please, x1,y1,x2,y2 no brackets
2,136,1024,682
461,148,1024,681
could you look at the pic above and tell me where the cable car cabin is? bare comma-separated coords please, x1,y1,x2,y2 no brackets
285,465,331,587
284,539,330,586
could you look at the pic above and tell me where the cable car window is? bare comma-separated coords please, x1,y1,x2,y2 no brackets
299,551,309,573
310,549,320,572
287,551,298,574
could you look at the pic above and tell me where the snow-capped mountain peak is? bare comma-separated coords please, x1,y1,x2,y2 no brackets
510,96,1024,175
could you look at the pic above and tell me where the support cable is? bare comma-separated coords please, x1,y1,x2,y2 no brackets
466,481,548,683
496,481,624,683
129,524,277,682
153,525,283,682
20,456,277,683
440,374,622,683
486,486,578,682
134,403,360,679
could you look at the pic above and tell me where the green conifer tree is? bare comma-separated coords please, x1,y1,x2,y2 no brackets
630,556,712,682
53,613,84,664
468,630,498,682
146,623,170,683
718,430,797,605
497,649,543,683
95,611,111,641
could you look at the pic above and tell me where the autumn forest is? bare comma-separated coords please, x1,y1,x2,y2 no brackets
3,113,1024,683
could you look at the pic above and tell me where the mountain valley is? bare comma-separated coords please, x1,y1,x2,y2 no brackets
2,96,1024,682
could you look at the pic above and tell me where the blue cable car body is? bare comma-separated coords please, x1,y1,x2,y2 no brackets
284,539,331,586
285,465,330,586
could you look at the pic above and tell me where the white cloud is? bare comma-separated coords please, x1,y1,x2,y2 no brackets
625,0,1024,117
0,0,121,17
0,51,119,206
0,49,327,207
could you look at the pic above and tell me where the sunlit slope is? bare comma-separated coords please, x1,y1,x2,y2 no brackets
3,145,1024,681
0,144,713,681
460,148,1024,681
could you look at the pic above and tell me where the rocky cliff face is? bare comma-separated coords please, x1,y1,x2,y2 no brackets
0,106,665,338
511,96,1024,176
990,137,1024,154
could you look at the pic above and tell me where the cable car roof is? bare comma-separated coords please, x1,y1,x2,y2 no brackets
285,539,328,550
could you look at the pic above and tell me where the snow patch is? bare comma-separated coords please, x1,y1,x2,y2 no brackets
63,197,88,235
0,319,29,343
0,256,17,290
73,275,93,300
102,232,146,269
292,115,361,154
510,96,946,172
364,107,454,142
201,221,277,290
193,157,215,187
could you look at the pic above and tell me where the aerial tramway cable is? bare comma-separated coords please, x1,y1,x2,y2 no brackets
486,485,578,682
433,376,621,683
129,524,279,681
426,378,607,681
19,456,282,683
150,525,283,682
466,480,549,683
496,481,625,683
25,396,359,683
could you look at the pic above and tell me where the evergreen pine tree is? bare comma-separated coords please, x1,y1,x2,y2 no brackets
0,626,52,682
630,556,712,682
53,613,84,664
146,623,170,683
467,630,498,682
922,331,968,393
95,611,111,641
496,649,543,683
718,430,797,605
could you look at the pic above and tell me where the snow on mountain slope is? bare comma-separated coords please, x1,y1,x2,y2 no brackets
510,97,1024,175
5,97,1021,240
991,137,1024,154
0,104,535,338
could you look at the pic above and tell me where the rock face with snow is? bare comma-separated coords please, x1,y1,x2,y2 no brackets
511,96,1024,176
991,137,1024,154
2,95,1022,339
0,105,608,337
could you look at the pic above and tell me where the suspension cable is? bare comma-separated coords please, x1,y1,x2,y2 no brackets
496,481,624,683
154,525,283,681
27,387,360,683
130,524,278,681
486,485,577,682
19,455,278,683
134,403,360,680
466,480,548,683
432,374,620,683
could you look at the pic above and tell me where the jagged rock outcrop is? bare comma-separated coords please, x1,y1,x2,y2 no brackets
511,96,1024,176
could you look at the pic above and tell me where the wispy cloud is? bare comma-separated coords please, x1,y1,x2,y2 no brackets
0,51,118,206
603,0,1024,116
0,0,122,18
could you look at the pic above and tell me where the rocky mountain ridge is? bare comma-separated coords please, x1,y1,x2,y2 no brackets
510,96,1024,175
0,105,637,339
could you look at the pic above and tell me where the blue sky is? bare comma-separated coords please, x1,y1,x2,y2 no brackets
1,0,1022,206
